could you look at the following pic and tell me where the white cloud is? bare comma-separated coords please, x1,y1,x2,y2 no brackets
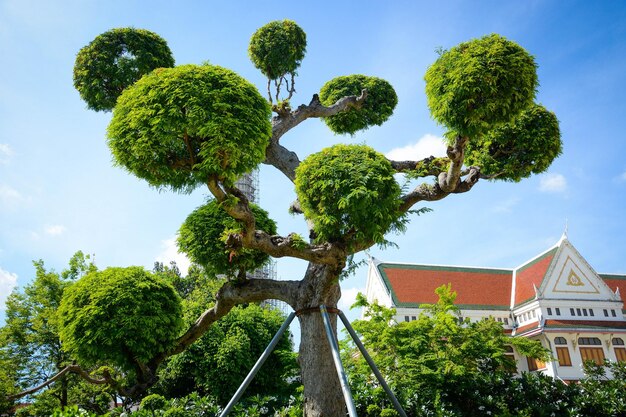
339,287,363,311
155,237,191,273
385,134,447,161
0,144,13,164
0,184,26,208
0,267,18,311
539,173,567,193
44,224,66,236
493,197,521,213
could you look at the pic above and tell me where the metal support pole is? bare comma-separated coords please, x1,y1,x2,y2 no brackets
219,311,296,417
338,310,408,417
320,305,359,417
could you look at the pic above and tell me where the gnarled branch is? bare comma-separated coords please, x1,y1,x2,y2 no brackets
161,278,300,360
265,91,367,181
8,365,119,401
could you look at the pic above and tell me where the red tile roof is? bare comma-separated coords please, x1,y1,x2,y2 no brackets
514,248,558,306
600,274,626,305
515,321,541,335
378,263,512,308
544,319,626,330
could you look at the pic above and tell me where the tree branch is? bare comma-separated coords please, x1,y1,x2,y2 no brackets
8,365,118,401
265,91,367,181
399,166,481,211
161,278,301,359
389,156,451,177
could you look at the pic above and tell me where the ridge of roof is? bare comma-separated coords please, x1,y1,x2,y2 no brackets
600,273,626,280
515,244,559,272
378,262,512,275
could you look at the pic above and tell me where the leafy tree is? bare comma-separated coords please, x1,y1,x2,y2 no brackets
0,252,103,414
573,360,626,417
345,285,552,416
13,22,561,417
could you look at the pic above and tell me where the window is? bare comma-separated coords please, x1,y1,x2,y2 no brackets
503,345,517,372
504,318,509,325
556,347,572,367
578,337,602,345
577,308,582,316
589,309,594,317
583,309,588,317
527,356,546,371
554,337,567,345
571,308,576,316
411,316,416,321
579,337,605,365
531,310,536,318
556,308,561,316
580,347,605,365
613,338,625,346
404,316,409,322
615,348,626,362
612,310,617,317
547,307,552,315
604,309,609,317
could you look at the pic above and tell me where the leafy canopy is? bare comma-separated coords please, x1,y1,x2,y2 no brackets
295,144,405,244
248,20,307,80
73,28,175,112
107,64,272,192
58,267,183,371
177,201,277,277
425,33,537,138
465,103,562,181
319,75,398,135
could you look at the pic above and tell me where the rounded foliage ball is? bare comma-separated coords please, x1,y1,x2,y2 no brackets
177,201,277,276
73,28,175,112
58,267,183,370
319,75,398,135
248,20,307,80
424,34,537,137
107,64,272,193
140,394,167,412
295,144,404,244
464,104,561,181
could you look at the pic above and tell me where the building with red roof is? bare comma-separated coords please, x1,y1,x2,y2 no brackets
364,234,626,381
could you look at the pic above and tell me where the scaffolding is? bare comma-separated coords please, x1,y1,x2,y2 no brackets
236,170,286,313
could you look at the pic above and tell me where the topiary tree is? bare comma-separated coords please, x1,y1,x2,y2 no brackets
57,267,183,395
10,22,562,417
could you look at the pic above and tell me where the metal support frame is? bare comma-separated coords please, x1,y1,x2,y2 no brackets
320,305,359,417
220,306,408,417
338,310,408,417
219,311,296,417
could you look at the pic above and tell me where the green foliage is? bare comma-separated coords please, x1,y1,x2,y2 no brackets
162,407,186,417
107,64,272,193
295,144,405,244
153,304,298,407
574,360,626,417
58,267,183,371
141,394,167,415
319,75,398,134
248,20,307,80
346,286,552,416
73,28,174,112
425,34,537,138
464,103,562,181
177,201,276,277
50,405,98,417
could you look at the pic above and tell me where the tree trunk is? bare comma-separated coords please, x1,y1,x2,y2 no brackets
294,262,346,417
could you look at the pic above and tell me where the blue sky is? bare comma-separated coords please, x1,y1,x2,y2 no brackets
1,0,626,329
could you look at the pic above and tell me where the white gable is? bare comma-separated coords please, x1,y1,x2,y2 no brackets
539,239,620,301
364,257,394,307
